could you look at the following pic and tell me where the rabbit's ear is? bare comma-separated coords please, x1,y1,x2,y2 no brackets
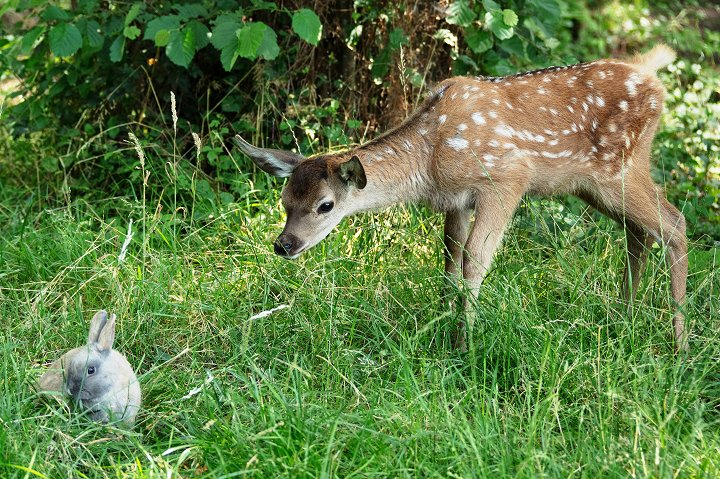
97,314,116,352
88,310,108,343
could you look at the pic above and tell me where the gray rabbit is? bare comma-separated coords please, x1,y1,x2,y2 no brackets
37,310,141,427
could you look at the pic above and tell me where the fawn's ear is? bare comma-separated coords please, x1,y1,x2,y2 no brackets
234,135,305,178
337,156,366,189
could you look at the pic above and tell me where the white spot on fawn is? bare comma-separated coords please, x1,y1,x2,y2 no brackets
608,123,617,133
537,87,548,95
439,115,447,124
619,100,628,111
625,72,642,96
495,124,513,138
541,150,573,158
649,95,658,109
463,92,470,99
492,98,500,105
471,112,486,125
458,123,468,131
595,96,605,107
488,139,500,147
446,137,469,151
549,108,558,116
549,139,559,146
488,111,498,119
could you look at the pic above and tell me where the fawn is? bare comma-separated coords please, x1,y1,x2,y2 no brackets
235,45,688,352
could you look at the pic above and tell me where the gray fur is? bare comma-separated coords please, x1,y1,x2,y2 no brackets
37,310,141,427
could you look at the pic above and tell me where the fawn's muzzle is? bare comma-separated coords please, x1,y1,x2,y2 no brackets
274,233,302,258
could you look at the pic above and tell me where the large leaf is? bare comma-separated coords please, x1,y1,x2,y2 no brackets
446,0,476,28
291,8,322,46
485,10,514,40
210,18,241,50
465,27,493,54
20,26,46,54
257,25,279,60
482,0,501,12
236,22,266,59
499,36,525,58
187,20,210,49
502,9,518,27
144,16,180,42
527,0,561,21
49,23,82,57
109,35,125,62
220,43,239,71
166,27,196,67
388,28,408,49
123,25,141,40
84,20,104,48
125,3,143,26
41,5,71,21
173,3,208,20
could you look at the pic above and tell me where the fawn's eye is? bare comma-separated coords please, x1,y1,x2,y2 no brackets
317,201,334,214
87,366,96,375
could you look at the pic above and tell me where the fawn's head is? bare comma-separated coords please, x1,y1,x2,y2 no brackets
234,135,366,258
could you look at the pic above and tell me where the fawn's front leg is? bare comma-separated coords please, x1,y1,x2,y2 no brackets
455,186,525,351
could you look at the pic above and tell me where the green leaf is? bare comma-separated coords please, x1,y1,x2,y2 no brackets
166,27,196,67
482,0,501,12
220,43,239,71
125,3,142,27
173,3,208,20
48,23,82,57
210,18,241,50
123,25,141,40
84,20,104,48
446,0,476,28
388,28,408,49
236,22,266,59
502,9,518,27
465,27,493,54
499,36,525,58
109,35,125,62
144,16,180,42
545,37,560,49
527,0,561,20
291,8,322,46
257,25,279,60
187,20,210,49
20,26,46,54
41,6,71,21
485,11,514,40
155,30,171,47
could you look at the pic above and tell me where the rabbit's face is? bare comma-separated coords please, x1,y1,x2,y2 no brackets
64,346,114,410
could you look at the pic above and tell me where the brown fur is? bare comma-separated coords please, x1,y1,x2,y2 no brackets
236,45,688,352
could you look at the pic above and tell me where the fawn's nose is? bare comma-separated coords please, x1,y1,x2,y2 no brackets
274,234,298,257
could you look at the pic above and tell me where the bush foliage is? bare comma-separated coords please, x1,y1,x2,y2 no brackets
0,1,718,238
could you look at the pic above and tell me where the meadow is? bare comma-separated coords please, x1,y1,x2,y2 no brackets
1,170,718,477
2,1,719,477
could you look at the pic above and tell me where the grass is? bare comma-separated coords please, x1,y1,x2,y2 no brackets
0,170,718,478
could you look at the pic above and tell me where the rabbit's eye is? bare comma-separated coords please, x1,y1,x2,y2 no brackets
87,366,96,375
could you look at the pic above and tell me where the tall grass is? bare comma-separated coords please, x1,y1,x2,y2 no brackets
1,140,718,477
0,68,718,476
